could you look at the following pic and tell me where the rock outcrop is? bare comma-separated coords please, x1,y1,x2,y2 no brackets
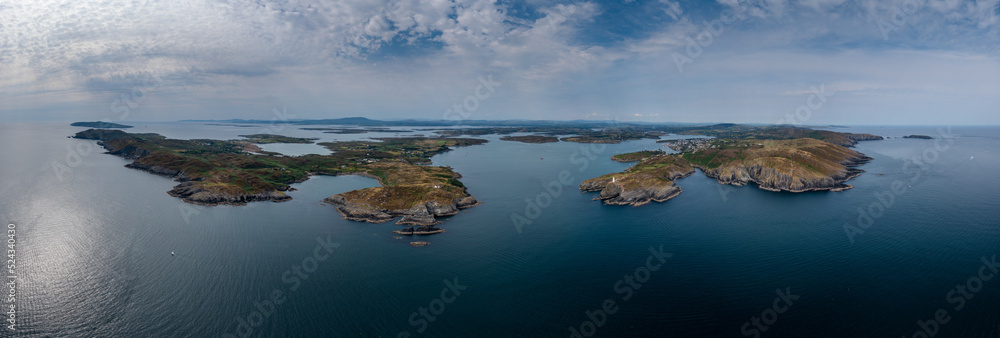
83,131,301,206
842,133,885,146
697,159,868,192
74,129,485,232
580,154,695,206
168,181,291,206
692,139,872,192
323,191,480,227
580,179,684,206
582,138,876,207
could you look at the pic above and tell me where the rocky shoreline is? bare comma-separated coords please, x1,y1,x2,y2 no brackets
581,138,877,207
394,226,446,235
695,151,872,193
77,130,486,234
579,155,696,207
580,179,685,207
168,181,292,206
98,141,295,206
323,193,481,227
842,133,885,146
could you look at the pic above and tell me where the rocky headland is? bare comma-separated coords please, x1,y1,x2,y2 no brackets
71,121,133,128
684,139,872,192
499,135,560,143
580,154,695,206
582,135,879,207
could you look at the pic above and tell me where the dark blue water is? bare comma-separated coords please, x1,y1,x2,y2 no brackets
1,123,998,337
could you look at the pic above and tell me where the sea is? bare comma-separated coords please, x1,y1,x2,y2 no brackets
0,122,997,337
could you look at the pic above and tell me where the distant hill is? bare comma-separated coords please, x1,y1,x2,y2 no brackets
71,121,133,128
180,117,637,127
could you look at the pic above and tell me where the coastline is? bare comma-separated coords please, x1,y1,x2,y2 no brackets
78,130,485,228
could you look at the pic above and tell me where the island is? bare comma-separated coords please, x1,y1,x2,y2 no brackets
499,135,560,143
435,126,665,144
903,135,933,139
238,134,319,144
665,124,883,147
611,150,665,162
581,125,880,206
72,129,487,231
71,121,133,128
300,127,414,134
558,129,665,143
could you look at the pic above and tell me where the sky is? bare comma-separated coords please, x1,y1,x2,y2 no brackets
1,0,998,125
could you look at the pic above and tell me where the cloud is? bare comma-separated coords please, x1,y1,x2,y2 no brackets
0,0,998,124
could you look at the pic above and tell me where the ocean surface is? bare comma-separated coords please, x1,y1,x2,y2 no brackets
1,122,998,337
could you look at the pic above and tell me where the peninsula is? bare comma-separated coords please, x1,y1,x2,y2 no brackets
581,125,880,206
71,121,133,128
238,134,319,144
73,129,487,230
499,135,560,143
580,153,694,206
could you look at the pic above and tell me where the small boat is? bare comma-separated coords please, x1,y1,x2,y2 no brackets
171,251,175,256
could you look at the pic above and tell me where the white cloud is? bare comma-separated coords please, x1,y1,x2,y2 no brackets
0,0,997,123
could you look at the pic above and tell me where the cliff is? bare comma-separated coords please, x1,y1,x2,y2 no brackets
685,138,871,192
843,133,884,146
582,138,875,208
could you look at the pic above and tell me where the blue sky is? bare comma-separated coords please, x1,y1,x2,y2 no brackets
1,0,998,124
